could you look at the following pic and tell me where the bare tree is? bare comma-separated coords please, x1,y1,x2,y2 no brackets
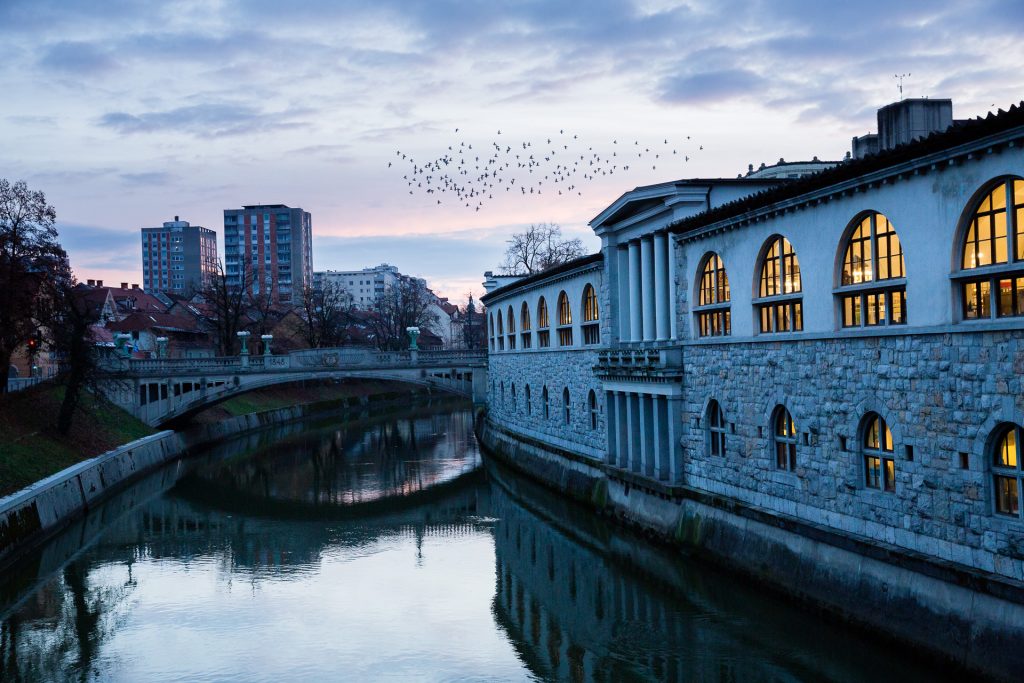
245,271,278,338
369,278,439,351
500,223,585,275
297,280,353,348
197,258,251,356
49,277,100,434
0,179,64,393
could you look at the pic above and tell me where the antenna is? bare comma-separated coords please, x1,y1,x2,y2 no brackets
894,73,911,101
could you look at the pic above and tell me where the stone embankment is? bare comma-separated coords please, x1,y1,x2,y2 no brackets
0,390,432,571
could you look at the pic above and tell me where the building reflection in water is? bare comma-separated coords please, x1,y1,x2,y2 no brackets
0,402,951,681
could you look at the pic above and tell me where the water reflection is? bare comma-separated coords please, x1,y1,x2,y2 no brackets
0,402,955,682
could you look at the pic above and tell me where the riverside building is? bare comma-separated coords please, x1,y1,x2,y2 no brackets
141,217,217,294
223,204,313,305
480,98,1024,679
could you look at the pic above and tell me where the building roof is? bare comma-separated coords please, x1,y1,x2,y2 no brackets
481,253,603,304
667,101,1024,237
107,312,201,334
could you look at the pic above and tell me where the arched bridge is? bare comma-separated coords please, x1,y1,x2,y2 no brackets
97,348,488,427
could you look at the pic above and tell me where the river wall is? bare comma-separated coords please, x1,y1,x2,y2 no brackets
0,390,431,571
477,416,1024,682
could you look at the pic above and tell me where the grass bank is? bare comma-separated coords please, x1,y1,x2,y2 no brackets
0,384,154,497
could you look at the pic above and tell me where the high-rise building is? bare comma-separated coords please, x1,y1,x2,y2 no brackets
313,263,402,308
223,204,313,305
141,217,217,294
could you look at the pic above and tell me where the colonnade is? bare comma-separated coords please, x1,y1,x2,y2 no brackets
605,390,683,482
616,232,674,343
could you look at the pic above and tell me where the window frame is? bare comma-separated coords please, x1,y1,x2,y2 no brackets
557,291,574,346
694,252,731,337
537,297,551,348
753,236,804,334
955,178,1024,322
836,212,908,328
773,406,798,471
707,400,727,457
862,412,896,493
542,386,550,420
588,390,598,430
506,305,516,350
581,284,600,345
992,423,1023,519
562,388,571,426
520,301,532,348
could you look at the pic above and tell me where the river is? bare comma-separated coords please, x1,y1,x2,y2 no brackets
0,400,952,681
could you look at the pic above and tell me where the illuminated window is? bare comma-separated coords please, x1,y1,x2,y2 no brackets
581,284,599,345
958,178,1024,320
773,406,798,471
754,236,803,334
537,297,551,348
707,400,726,457
695,252,731,337
520,301,532,349
588,390,598,430
557,291,573,346
993,424,1022,518
563,388,571,425
862,413,896,492
838,212,907,327
506,305,516,350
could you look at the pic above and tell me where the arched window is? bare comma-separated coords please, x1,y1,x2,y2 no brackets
581,284,599,345
957,178,1024,319
862,413,895,492
489,313,495,351
499,380,505,405
525,384,532,415
537,297,551,347
557,291,573,346
510,383,516,409
838,212,906,327
993,424,1022,517
562,388,571,425
754,236,803,333
520,301,532,349
706,400,726,457
773,406,797,471
542,386,550,419
496,310,505,350
588,390,598,430
506,305,516,350
695,252,730,337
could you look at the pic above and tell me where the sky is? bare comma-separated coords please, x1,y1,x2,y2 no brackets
2,0,1022,304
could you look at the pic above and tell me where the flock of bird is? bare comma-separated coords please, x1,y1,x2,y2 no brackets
388,128,703,211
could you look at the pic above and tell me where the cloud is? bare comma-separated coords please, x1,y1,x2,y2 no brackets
658,68,768,105
58,222,140,272
38,40,118,75
98,103,310,138
120,171,175,186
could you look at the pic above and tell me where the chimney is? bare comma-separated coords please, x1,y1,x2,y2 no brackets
132,284,140,290
877,98,952,153
96,280,103,287
87,279,95,287
174,215,179,221
121,282,128,289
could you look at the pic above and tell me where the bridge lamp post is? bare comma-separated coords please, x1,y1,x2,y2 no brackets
261,334,273,357
237,330,251,368
155,336,168,359
406,326,420,363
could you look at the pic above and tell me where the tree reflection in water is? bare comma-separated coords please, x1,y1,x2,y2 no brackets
0,401,960,682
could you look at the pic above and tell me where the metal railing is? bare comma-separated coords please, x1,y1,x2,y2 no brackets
6,377,43,393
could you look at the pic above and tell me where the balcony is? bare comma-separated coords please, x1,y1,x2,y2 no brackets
594,346,682,380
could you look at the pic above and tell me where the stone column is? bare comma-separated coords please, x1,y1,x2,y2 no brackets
615,392,629,469
639,393,654,477
617,246,630,343
654,232,670,341
653,395,669,480
605,390,617,465
628,241,642,343
627,393,641,472
666,396,684,483
641,237,655,342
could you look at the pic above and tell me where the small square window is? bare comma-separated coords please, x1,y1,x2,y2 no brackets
959,452,970,470
905,444,914,461
839,435,848,451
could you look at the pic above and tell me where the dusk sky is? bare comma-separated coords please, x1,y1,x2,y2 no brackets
2,0,1021,303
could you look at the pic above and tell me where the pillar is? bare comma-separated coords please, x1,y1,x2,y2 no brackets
654,232,670,341
641,237,655,342
617,246,631,343
639,393,654,477
605,390,617,466
666,396,684,483
653,395,669,480
615,392,629,469
627,393,641,472
628,241,642,343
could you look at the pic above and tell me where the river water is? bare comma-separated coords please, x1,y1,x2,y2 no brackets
0,400,951,682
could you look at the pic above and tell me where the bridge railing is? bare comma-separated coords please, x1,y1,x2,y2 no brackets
98,347,486,377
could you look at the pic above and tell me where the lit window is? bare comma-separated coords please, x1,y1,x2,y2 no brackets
838,213,907,327
754,236,803,334
695,252,731,337
707,400,726,457
506,305,516,350
557,291,573,346
581,284,600,345
520,301,532,348
773,406,797,471
993,424,1022,518
958,178,1024,320
862,413,896,492
537,297,551,348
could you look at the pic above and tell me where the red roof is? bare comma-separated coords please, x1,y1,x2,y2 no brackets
107,311,201,334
